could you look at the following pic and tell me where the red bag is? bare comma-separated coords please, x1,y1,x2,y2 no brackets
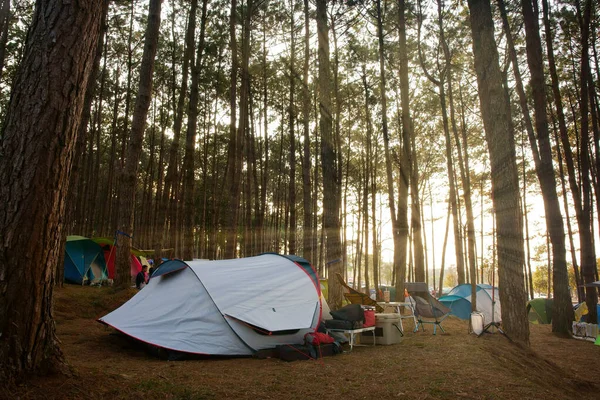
363,309,376,327
305,332,335,345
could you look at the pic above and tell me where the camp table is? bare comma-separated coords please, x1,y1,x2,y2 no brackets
377,301,418,332
325,326,376,351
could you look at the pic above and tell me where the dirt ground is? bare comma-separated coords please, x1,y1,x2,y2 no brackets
3,286,600,400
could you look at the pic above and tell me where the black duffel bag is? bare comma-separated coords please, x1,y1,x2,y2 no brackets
329,304,365,323
324,319,363,330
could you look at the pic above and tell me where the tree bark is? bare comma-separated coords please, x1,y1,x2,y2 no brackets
467,0,529,346
288,0,297,255
182,0,208,260
520,0,573,333
115,0,162,287
301,0,313,264
0,0,103,378
317,0,342,308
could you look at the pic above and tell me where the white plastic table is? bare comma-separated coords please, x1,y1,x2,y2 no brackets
325,326,376,350
378,301,418,332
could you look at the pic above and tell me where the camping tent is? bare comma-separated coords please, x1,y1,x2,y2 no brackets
439,284,501,324
92,237,146,280
64,236,108,284
99,254,324,356
527,298,553,324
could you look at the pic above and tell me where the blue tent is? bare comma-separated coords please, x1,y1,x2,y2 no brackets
64,236,108,284
439,284,501,323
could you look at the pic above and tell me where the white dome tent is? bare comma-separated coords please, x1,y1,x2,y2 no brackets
99,254,324,356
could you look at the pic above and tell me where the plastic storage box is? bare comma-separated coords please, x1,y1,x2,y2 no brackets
361,313,403,345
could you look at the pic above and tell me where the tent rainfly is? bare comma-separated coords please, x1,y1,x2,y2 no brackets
439,284,501,324
63,236,108,285
99,254,324,356
527,298,553,324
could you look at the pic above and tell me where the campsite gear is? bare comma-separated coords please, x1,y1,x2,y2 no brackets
384,289,391,302
405,282,451,335
63,236,108,285
99,254,324,356
324,319,362,330
470,312,484,335
574,302,589,321
363,309,376,327
526,298,553,324
476,272,509,340
439,284,502,323
277,343,337,361
330,303,365,323
336,273,384,312
361,313,403,345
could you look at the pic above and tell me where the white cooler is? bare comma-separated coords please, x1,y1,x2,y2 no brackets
361,313,403,345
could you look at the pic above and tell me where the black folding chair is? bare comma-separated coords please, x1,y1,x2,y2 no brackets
405,282,451,335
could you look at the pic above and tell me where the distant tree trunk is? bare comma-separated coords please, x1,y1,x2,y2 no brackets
115,0,162,287
288,0,297,255
399,0,424,284
553,117,583,303
223,0,243,258
317,0,342,308
438,197,451,298
0,0,103,378
301,0,313,264
182,0,208,260
467,0,529,346
520,0,573,333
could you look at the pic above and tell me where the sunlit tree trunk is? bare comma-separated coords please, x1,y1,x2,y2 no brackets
467,0,529,346
520,0,573,333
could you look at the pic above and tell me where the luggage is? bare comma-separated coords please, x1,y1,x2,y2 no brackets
324,319,363,330
276,343,338,361
330,304,365,322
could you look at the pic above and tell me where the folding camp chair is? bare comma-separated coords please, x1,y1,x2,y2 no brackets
336,273,384,313
405,282,451,335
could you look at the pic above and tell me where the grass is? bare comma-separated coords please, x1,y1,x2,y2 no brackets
2,285,600,399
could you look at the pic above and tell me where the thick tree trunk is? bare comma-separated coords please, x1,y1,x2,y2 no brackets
115,0,162,287
0,0,103,378
317,0,342,308
576,0,598,323
467,0,529,346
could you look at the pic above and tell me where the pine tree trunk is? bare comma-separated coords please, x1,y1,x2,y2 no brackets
301,0,313,264
0,0,103,378
115,0,162,287
520,0,573,333
575,0,598,323
182,0,208,260
288,0,297,255
317,0,342,308
467,0,529,346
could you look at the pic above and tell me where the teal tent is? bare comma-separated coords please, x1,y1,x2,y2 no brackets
64,236,108,284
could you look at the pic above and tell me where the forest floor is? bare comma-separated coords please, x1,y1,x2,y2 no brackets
3,286,600,400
